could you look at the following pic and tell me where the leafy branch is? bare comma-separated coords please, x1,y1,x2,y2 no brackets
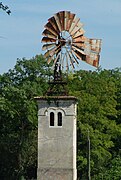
0,2,11,15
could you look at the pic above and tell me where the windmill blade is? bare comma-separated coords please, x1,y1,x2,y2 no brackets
45,22,59,37
67,13,75,32
76,21,83,29
70,21,83,35
69,17,80,33
46,47,61,64
42,29,57,39
65,11,71,31
64,11,70,31
73,35,87,43
73,45,99,67
44,46,56,58
61,52,66,70
66,50,75,68
54,13,62,32
70,27,82,37
52,54,60,67
47,56,54,64
44,45,61,58
48,16,60,35
73,49,84,61
47,50,60,64
41,37,56,43
70,51,79,64
72,28,85,38
72,44,85,55
58,11,65,31
72,42,85,49
42,43,56,51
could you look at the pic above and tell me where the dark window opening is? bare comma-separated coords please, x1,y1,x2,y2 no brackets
58,112,62,126
50,112,54,126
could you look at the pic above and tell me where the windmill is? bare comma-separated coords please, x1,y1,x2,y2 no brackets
41,11,102,95
36,11,102,180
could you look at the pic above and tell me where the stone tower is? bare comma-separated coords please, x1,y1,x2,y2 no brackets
35,96,77,180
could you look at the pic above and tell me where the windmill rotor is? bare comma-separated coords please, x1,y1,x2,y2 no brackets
41,11,102,95
42,11,102,71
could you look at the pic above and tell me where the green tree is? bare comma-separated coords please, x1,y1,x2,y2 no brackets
68,69,121,179
94,155,121,180
0,55,50,179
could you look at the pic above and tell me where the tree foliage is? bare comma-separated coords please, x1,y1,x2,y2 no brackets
0,55,121,179
68,69,121,179
0,55,50,179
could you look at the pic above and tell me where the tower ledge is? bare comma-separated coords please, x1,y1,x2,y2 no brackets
34,96,77,101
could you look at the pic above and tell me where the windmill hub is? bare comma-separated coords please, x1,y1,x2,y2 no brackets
60,31,72,46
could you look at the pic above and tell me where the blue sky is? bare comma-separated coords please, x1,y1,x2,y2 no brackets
0,0,121,74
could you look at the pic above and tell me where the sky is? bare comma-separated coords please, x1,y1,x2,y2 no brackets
0,0,121,74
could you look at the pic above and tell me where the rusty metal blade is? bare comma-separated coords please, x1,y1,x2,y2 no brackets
44,46,56,58
59,11,65,31
65,11,70,31
73,50,84,61
69,17,80,33
73,35,87,43
52,54,60,67
54,13,62,32
45,22,58,37
72,42,85,49
70,21,83,35
67,13,75,31
72,28,85,38
44,44,61,58
52,45,61,57
41,37,56,43
45,49,61,64
64,11,70,31
70,26,81,37
42,43,56,51
47,51,60,64
42,29,57,39
76,21,83,29
72,44,85,55
48,16,60,35
47,56,54,64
